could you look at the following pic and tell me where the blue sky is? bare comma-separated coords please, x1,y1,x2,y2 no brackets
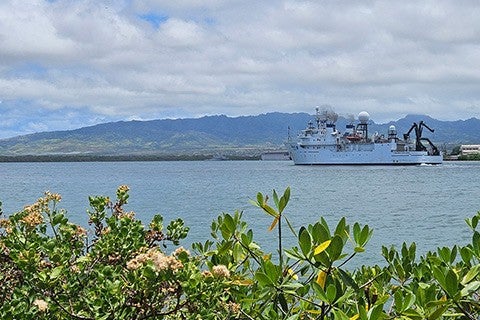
1,0,480,139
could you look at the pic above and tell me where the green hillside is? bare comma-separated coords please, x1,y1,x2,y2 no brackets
0,112,479,158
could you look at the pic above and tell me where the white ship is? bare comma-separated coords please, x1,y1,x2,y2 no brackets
287,108,442,165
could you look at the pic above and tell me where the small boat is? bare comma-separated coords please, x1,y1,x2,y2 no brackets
261,151,291,161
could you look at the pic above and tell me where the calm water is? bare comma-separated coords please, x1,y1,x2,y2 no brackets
1,160,479,266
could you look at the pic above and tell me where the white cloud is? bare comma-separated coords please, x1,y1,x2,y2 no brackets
156,18,207,47
1,0,480,138
0,1,76,61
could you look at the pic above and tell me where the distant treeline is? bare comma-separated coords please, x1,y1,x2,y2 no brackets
0,154,261,162
458,153,480,161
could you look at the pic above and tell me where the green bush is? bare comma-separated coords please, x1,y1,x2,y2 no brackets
1,186,479,319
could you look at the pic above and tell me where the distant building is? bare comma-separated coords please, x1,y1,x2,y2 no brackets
460,145,480,156
261,151,291,161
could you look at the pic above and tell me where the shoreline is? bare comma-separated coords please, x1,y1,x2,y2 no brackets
0,154,261,162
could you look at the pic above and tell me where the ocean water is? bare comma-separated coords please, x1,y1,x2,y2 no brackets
1,160,479,266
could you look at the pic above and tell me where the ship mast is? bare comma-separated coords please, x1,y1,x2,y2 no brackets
356,111,370,142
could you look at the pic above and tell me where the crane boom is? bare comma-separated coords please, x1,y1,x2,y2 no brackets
403,121,437,152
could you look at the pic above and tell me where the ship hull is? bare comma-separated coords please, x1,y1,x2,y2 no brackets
287,142,442,165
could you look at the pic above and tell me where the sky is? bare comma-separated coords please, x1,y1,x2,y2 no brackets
1,0,480,139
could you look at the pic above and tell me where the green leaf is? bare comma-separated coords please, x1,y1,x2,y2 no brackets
460,281,480,297
223,214,235,233
460,246,473,264
403,291,416,311
359,225,372,247
445,269,458,298
467,214,479,229
353,223,361,244
394,290,404,311
278,187,290,214
334,217,347,237
278,293,288,313
264,260,280,283
427,304,448,320
461,264,480,285
319,217,331,237
143,265,156,279
50,266,63,280
326,284,337,303
284,248,304,260
332,309,349,320
438,247,455,264
312,282,328,302
367,303,385,320
311,222,330,243
337,268,359,291
216,240,232,256
76,256,90,264
38,271,48,282
246,228,253,242
298,227,312,257
335,287,354,306
278,197,287,214
283,187,290,204
450,245,457,263
233,243,244,261
256,192,263,206
327,235,344,261
52,213,64,225
357,303,368,319
402,309,422,318
262,204,279,218
278,187,290,213
408,242,417,260
432,266,446,289
272,189,279,208
381,246,390,261
472,231,480,255
394,260,406,280
255,271,273,287
241,230,253,246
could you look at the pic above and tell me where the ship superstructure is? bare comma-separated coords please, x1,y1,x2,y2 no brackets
287,108,442,165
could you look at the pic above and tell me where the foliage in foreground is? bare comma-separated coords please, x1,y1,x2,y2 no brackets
1,186,479,319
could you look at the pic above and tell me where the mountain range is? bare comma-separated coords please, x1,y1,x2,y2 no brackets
0,112,479,157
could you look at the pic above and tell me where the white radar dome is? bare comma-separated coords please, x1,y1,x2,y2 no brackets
358,111,370,123
389,125,396,131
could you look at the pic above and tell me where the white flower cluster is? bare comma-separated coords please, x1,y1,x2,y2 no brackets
127,248,183,272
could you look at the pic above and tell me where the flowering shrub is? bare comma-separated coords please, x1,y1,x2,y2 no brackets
0,186,234,319
1,186,479,319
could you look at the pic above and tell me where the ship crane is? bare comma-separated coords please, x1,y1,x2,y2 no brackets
403,121,440,155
